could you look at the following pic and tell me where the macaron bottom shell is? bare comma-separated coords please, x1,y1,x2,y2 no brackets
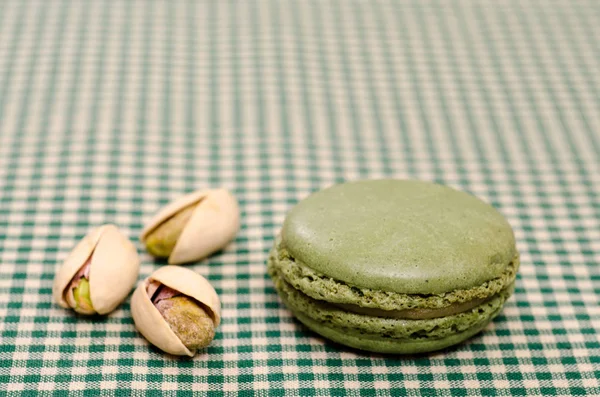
290,304,499,355
269,259,512,354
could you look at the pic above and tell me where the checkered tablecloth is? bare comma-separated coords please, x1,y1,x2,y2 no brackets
0,0,599,395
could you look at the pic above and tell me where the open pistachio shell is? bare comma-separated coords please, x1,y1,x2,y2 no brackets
140,189,240,265
52,224,140,315
130,266,221,356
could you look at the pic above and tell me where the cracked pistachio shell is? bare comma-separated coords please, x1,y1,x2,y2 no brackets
52,224,140,315
131,266,221,357
140,189,240,265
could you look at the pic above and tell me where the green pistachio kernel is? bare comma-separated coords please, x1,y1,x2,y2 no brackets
156,295,215,350
145,204,197,258
73,278,95,314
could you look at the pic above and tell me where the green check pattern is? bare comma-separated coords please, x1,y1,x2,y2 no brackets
0,0,599,395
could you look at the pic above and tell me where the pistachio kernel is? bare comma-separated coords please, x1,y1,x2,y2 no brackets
156,295,216,350
145,203,197,258
72,278,94,314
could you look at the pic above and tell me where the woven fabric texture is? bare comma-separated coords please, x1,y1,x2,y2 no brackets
0,0,599,395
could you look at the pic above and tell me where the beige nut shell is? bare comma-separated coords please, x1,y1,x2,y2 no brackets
52,224,140,315
131,266,222,357
140,189,240,265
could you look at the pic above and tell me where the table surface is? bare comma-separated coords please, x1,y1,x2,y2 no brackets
0,1,599,396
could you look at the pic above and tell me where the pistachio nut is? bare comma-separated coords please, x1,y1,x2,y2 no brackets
131,266,221,356
140,189,240,265
52,224,140,315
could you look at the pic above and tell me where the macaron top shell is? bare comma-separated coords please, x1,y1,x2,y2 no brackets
282,179,517,295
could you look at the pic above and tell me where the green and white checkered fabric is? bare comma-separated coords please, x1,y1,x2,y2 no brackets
0,0,599,395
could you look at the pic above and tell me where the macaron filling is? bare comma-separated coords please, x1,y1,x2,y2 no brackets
269,259,514,341
273,238,519,312
268,240,518,345
332,297,493,320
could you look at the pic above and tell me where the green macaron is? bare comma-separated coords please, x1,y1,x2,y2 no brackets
267,179,519,354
